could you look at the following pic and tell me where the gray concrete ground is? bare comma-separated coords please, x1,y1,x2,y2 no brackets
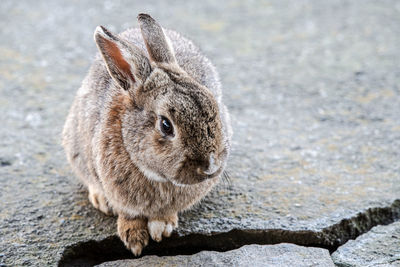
332,221,400,266
97,244,335,267
0,0,399,266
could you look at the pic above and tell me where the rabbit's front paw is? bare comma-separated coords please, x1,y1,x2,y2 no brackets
117,216,149,256
148,213,178,242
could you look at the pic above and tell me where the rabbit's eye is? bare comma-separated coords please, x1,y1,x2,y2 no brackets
160,116,174,136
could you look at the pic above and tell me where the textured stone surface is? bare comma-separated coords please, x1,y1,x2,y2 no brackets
332,221,400,266
97,244,335,267
1,0,400,266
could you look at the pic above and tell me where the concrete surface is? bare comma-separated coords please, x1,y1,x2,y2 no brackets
332,221,400,266
0,0,400,266
96,244,335,267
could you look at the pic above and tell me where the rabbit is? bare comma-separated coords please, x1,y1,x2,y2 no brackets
62,13,232,256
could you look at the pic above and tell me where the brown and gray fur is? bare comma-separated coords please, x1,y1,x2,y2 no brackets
62,14,232,255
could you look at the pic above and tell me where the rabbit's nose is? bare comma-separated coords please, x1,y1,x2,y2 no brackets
197,153,220,177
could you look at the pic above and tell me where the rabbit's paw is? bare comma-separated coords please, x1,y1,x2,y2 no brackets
148,213,178,242
118,216,149,256
88,185,114,216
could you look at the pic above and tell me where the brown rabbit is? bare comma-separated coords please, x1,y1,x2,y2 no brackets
62,14,232,255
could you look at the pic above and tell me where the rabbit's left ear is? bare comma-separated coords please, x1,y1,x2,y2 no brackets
138,14,177,64
94,26,152,91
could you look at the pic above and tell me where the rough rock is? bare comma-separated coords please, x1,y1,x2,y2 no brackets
0,0,400,266
332,221,400,266
97,244,335,267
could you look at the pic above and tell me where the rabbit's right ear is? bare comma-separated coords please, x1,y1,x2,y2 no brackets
94,26,151,91
137,14,176,64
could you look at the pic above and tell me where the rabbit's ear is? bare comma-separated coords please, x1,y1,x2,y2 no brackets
94,26,151,90
138,14,176,64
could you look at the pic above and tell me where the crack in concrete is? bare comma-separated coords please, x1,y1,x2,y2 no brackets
58,199,400,267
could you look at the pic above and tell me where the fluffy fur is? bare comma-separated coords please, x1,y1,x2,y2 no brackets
62,14,232,255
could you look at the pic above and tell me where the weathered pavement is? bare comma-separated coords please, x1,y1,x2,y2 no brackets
97,244,335,267
332,221,400,266
1,0,399,266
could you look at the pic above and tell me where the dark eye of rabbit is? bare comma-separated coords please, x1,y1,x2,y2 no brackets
160,116,174,136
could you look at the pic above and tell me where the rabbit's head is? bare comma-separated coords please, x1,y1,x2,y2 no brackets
94,14,228,185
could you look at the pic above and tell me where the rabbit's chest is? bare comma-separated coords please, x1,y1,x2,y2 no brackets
146,180,216,213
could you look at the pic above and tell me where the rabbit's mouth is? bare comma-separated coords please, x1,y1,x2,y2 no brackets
171,147,228,185
136,161,193,186
172,161,224,186
135,148,227,186
165,170,220,187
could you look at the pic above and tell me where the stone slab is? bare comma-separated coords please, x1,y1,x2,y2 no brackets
97,244,335,267
332,221,400,266
1,0,400,266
